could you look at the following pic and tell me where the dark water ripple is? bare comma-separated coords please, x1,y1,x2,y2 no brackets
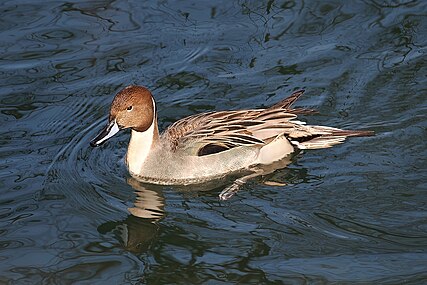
0,0,426,284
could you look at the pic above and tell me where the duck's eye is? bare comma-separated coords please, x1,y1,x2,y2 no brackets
127,106,133,111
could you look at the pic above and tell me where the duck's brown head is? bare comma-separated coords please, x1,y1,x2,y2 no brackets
90,85,156,147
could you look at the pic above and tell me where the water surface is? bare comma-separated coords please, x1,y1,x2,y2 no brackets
1,0,426,284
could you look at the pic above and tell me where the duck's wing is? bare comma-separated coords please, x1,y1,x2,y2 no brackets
162,109,299,156
162,89,374,156
162,91,311,156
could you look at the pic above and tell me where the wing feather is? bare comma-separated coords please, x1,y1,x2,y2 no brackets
161,90,311,155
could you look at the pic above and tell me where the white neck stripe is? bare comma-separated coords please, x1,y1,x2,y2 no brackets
126,100,156,175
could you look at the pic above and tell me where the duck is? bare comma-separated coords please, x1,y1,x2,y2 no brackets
90,85,373,200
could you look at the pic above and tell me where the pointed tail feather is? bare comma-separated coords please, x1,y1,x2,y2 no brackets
295,127,374,149
268,90,374,149
330,129,375,137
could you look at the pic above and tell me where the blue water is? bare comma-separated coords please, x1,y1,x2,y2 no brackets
1,0,426,284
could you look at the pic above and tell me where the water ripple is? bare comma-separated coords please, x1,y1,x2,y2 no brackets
1,0,427,283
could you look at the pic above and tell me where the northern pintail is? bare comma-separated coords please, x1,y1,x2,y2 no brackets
90,85,373,199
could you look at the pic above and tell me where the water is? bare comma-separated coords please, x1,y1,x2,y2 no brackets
1,0,426,284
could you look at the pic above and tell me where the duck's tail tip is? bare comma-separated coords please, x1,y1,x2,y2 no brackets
332,129,375,137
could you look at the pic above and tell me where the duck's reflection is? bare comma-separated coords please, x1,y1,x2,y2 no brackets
126,177,165,220
97,178,165,253
97,214,159,253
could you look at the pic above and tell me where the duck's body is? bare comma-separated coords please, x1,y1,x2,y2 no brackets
128,134,260,185
91,86,373,197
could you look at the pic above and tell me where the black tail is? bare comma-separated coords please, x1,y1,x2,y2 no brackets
330,130,375,137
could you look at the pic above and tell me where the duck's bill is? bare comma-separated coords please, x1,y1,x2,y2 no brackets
90,119,120,147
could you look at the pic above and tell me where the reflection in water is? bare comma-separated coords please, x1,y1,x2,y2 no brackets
127,177,165,220
98,178,165,253
97,215,159,253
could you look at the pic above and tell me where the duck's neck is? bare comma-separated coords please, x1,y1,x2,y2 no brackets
126,116,160,176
